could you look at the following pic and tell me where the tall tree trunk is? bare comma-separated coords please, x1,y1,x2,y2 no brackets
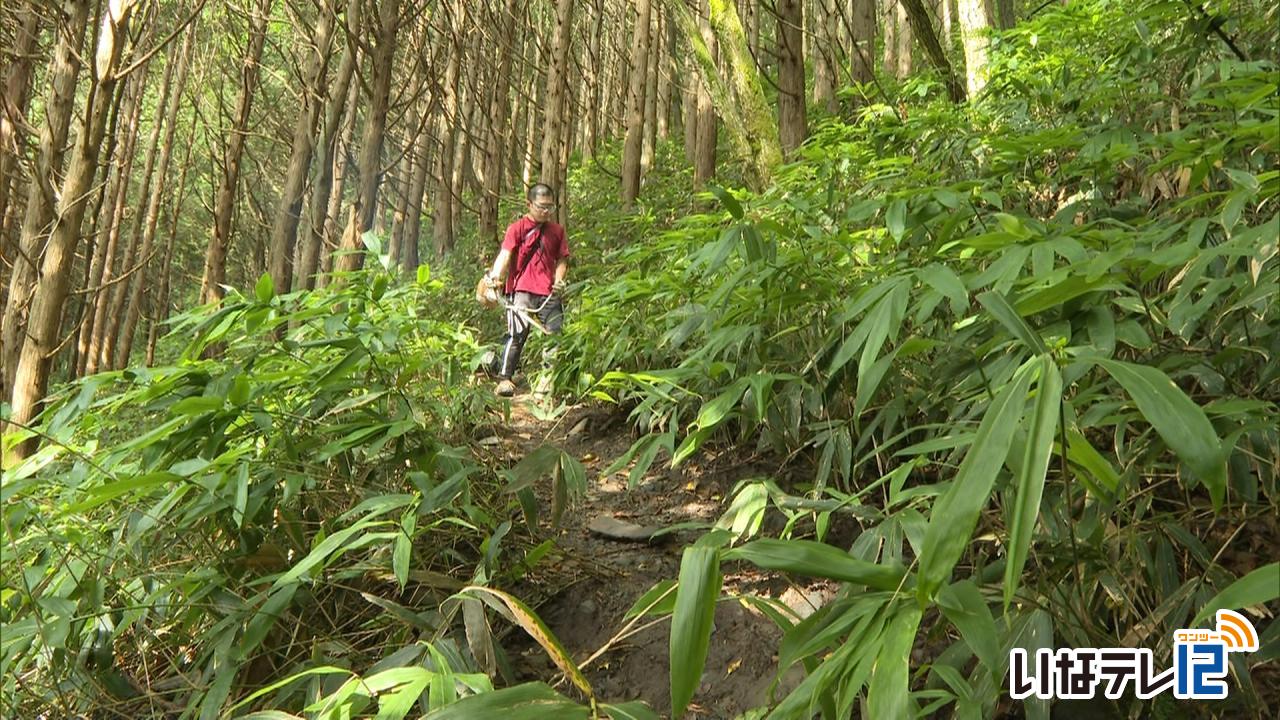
335,0,401,273
200,0,271,305
9,0,141,457
320,77,360,282
78,73,141,377
776,0,806,154
2,0,90,404
813,0,838,111
0,5,42,267
540,0,576,197
431,0,462,257
115,26,194,370
957,0,990,97
641,6,659,176
659,9,677,138
670,0,781,188
994,0,1014,29
148,121,197,367
850,0,875,85
682,49,698,166
692,0,717,188
401,116,432,274
900,0,965,102
940,0,953,47
620,0,653,209
299,0,360,290
584,0,604,159
895,0,913,78
269,0,337,294
480,0,520,242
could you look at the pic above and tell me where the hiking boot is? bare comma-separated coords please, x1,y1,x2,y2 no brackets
495,379,516,397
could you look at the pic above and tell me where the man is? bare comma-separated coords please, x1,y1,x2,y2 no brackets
481,183,569,397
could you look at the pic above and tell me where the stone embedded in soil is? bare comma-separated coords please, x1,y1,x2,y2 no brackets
588,515,664,542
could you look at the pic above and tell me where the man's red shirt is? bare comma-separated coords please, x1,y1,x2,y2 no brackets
502,216,569,295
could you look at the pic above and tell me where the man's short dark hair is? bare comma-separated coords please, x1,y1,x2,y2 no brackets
527,183,556,202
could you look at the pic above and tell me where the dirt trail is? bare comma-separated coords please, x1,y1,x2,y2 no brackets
481,390,826,719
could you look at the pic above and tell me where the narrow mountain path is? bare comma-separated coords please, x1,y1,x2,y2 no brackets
475,389,834,719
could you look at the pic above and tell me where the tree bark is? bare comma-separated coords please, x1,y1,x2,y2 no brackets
200,0,271,305
776,0,806,154
957,0,990,97
431,0,463,257
480,0,520,242
269,0,337,295
78,71,142,377
813,0,838,111
620,0,653,209
900,0,965,102
641,6,659,176
9,0,141,456
299,0,360,290
148,119,197,367
994,0,1014,30
850,0,875,85
2,0,90,404
895,0,913,78
540,0,575,197
693,0,717,188
115,25,194,370
335,0,401,273
0,5,42,267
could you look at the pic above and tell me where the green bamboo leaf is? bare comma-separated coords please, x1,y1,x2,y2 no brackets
462,586,593,701
422,682,588,719
938,580,1000,676
255,272,274,303
708,185,744,219
886,199,907,240
917,263,969,316
1004,356,1062,610
918,360,1037,602
694,377,751,431
601,702,659,720
1096,358,1227,508
505,444,562,493
670,545,722,719
977,291,1047,354
1192,563,1280,626
867,605,922,719
725,539,908,591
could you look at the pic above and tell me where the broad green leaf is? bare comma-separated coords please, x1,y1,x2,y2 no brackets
887,199,907,240
918,360,1037,602
694,377,751,431
867,604,922,719
1192,563,1280,626
977,291,1047,354
1096,358,1227,508
624,580,678,619
255,272,274,303
708,185,744,219
917,263,969,316
1004,356,1062,610
1065,428,1120,497
422,682,588,719
505,444,562,493
938,580,1000,676
726,539,908,591
670,545,722,719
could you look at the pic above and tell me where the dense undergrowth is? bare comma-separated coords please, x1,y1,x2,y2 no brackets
3,0,1279,718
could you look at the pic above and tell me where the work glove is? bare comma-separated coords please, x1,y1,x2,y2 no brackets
552,278,567,295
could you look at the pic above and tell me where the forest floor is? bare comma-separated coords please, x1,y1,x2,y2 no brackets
475,385,835,719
